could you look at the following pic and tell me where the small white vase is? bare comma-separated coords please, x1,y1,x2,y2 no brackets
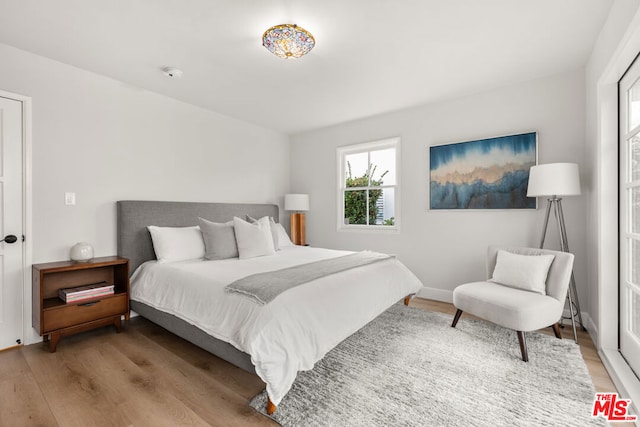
70,242,94,262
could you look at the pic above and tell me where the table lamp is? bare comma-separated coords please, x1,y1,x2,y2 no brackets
284,194,309,245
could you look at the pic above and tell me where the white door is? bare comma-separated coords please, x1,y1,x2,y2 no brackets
0,96,24,350
620,56,640,377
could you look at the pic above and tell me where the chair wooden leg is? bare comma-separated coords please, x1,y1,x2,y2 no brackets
451,309,463,328
517,331,529,362
551,323,562,339
267,397,277,415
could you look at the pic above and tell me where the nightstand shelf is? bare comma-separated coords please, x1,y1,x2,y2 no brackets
42,291,127,310
32,256,130,352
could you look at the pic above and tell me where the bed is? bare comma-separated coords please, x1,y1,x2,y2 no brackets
117,200,423,414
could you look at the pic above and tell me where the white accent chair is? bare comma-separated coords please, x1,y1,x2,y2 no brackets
451,246,575,362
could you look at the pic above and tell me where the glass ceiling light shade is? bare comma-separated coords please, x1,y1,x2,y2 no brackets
262,24,315,59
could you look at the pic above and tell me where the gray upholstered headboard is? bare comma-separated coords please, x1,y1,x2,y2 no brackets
117,200,279,275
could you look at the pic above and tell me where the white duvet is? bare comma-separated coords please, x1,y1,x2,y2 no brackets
130,246,423,405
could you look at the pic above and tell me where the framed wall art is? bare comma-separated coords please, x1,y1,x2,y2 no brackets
429,132,537,210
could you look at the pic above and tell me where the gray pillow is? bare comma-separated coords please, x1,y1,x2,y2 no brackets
198,217,238,260
246,215,279,250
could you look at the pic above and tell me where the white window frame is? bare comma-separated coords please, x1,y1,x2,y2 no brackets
337,137,400,233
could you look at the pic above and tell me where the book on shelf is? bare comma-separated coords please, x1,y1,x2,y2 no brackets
58,281,115,303
59,281,114,296
63,289,114,303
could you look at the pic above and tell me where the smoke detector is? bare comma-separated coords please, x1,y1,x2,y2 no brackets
162,67,183,78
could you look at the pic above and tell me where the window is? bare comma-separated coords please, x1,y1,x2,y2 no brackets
337,137,400,231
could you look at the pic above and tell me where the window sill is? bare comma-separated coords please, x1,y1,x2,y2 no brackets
338,225,400,234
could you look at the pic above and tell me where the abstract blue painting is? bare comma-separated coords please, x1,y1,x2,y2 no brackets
430,132,537,209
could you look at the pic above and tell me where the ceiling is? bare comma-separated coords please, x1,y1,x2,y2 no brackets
0,1,613,135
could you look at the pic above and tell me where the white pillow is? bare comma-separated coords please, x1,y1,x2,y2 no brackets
275,223,295,248
233,216,276,259
147,225,205,263
268,217,279,250
245,215,279,250
490,250,555,295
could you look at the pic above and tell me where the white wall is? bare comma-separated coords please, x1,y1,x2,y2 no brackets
291,69,587,306
0,42,290,343
0,42,290,261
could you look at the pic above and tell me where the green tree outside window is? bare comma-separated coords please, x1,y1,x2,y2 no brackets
344,162,392,225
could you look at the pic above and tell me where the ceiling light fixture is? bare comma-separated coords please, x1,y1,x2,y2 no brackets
262,24,315,59
162,67,183,78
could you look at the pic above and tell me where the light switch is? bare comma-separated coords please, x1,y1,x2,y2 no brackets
65,192,76,206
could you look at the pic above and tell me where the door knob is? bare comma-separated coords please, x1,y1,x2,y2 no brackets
0,235,18,244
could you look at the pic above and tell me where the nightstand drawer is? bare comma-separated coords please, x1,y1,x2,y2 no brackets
43,294,127,332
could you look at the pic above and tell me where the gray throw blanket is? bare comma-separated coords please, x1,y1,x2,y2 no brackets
225,251,393,304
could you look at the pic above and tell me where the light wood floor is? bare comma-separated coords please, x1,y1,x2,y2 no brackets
0,298,628,426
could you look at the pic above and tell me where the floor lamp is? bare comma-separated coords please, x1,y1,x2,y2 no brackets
527,163,585,343
284,194,309,246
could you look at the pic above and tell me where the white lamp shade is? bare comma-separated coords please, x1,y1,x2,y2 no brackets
527,163,581,197
284,194,309,211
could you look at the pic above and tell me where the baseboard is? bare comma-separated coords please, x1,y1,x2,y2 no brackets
599,349,640,425
416,287,453,303
584,312,598,346
561,308,598,345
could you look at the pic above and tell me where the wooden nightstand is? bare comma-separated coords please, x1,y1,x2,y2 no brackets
32,256,130,352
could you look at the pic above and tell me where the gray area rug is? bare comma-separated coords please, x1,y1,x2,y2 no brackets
250,303,605,426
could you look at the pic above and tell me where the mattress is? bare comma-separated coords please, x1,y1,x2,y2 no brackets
130,245,423,405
